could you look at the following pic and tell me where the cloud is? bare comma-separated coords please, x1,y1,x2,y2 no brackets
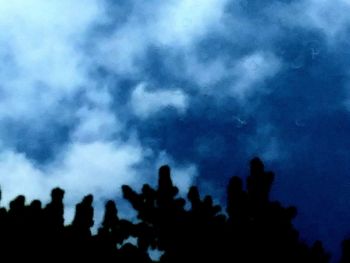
0,134,170,225
130,83,189,119
151,0,228,47
230,52,282,101
271,0,350,43
96,0,229,74
181,50,281,103
0,0,199,221
72,106,121,143
182,56,231,87
49,140,144,202
0,139,144,216
0,150,46,204
0,0,103,124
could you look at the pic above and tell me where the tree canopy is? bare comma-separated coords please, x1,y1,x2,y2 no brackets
0,157,345,262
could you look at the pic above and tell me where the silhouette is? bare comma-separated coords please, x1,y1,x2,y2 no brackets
72,194,94,236
0,158,337,262
44,187,65,232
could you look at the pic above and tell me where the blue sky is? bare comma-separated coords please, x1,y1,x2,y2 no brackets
1,0,350,255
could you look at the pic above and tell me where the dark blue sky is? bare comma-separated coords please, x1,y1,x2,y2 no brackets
0,0,350,258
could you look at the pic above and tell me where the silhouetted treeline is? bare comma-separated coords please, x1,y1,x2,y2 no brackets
1,157,349,262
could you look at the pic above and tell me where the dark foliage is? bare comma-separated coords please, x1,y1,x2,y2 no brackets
0,157,341,262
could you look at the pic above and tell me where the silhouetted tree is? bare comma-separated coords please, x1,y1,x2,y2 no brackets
0,158,335,262
44,187,65,232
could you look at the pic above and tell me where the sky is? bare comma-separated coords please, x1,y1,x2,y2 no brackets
1,0,350,257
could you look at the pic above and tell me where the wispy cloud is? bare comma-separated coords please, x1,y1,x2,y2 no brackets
130,83,189,119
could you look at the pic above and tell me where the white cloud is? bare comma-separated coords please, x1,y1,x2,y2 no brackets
0,1,202,222
0,139,145,223
272,0,350,42
95,0,282,106
0,0,289,225
0,0,103,120
152,0,228,47
130,83,189,119
72,107,121,143
181,51,281,102
230,52,281,101
96,0,229,74
96,26,147,74
49,140,144,203
0,150,47,204
0,140,199,224
0,1,142,212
